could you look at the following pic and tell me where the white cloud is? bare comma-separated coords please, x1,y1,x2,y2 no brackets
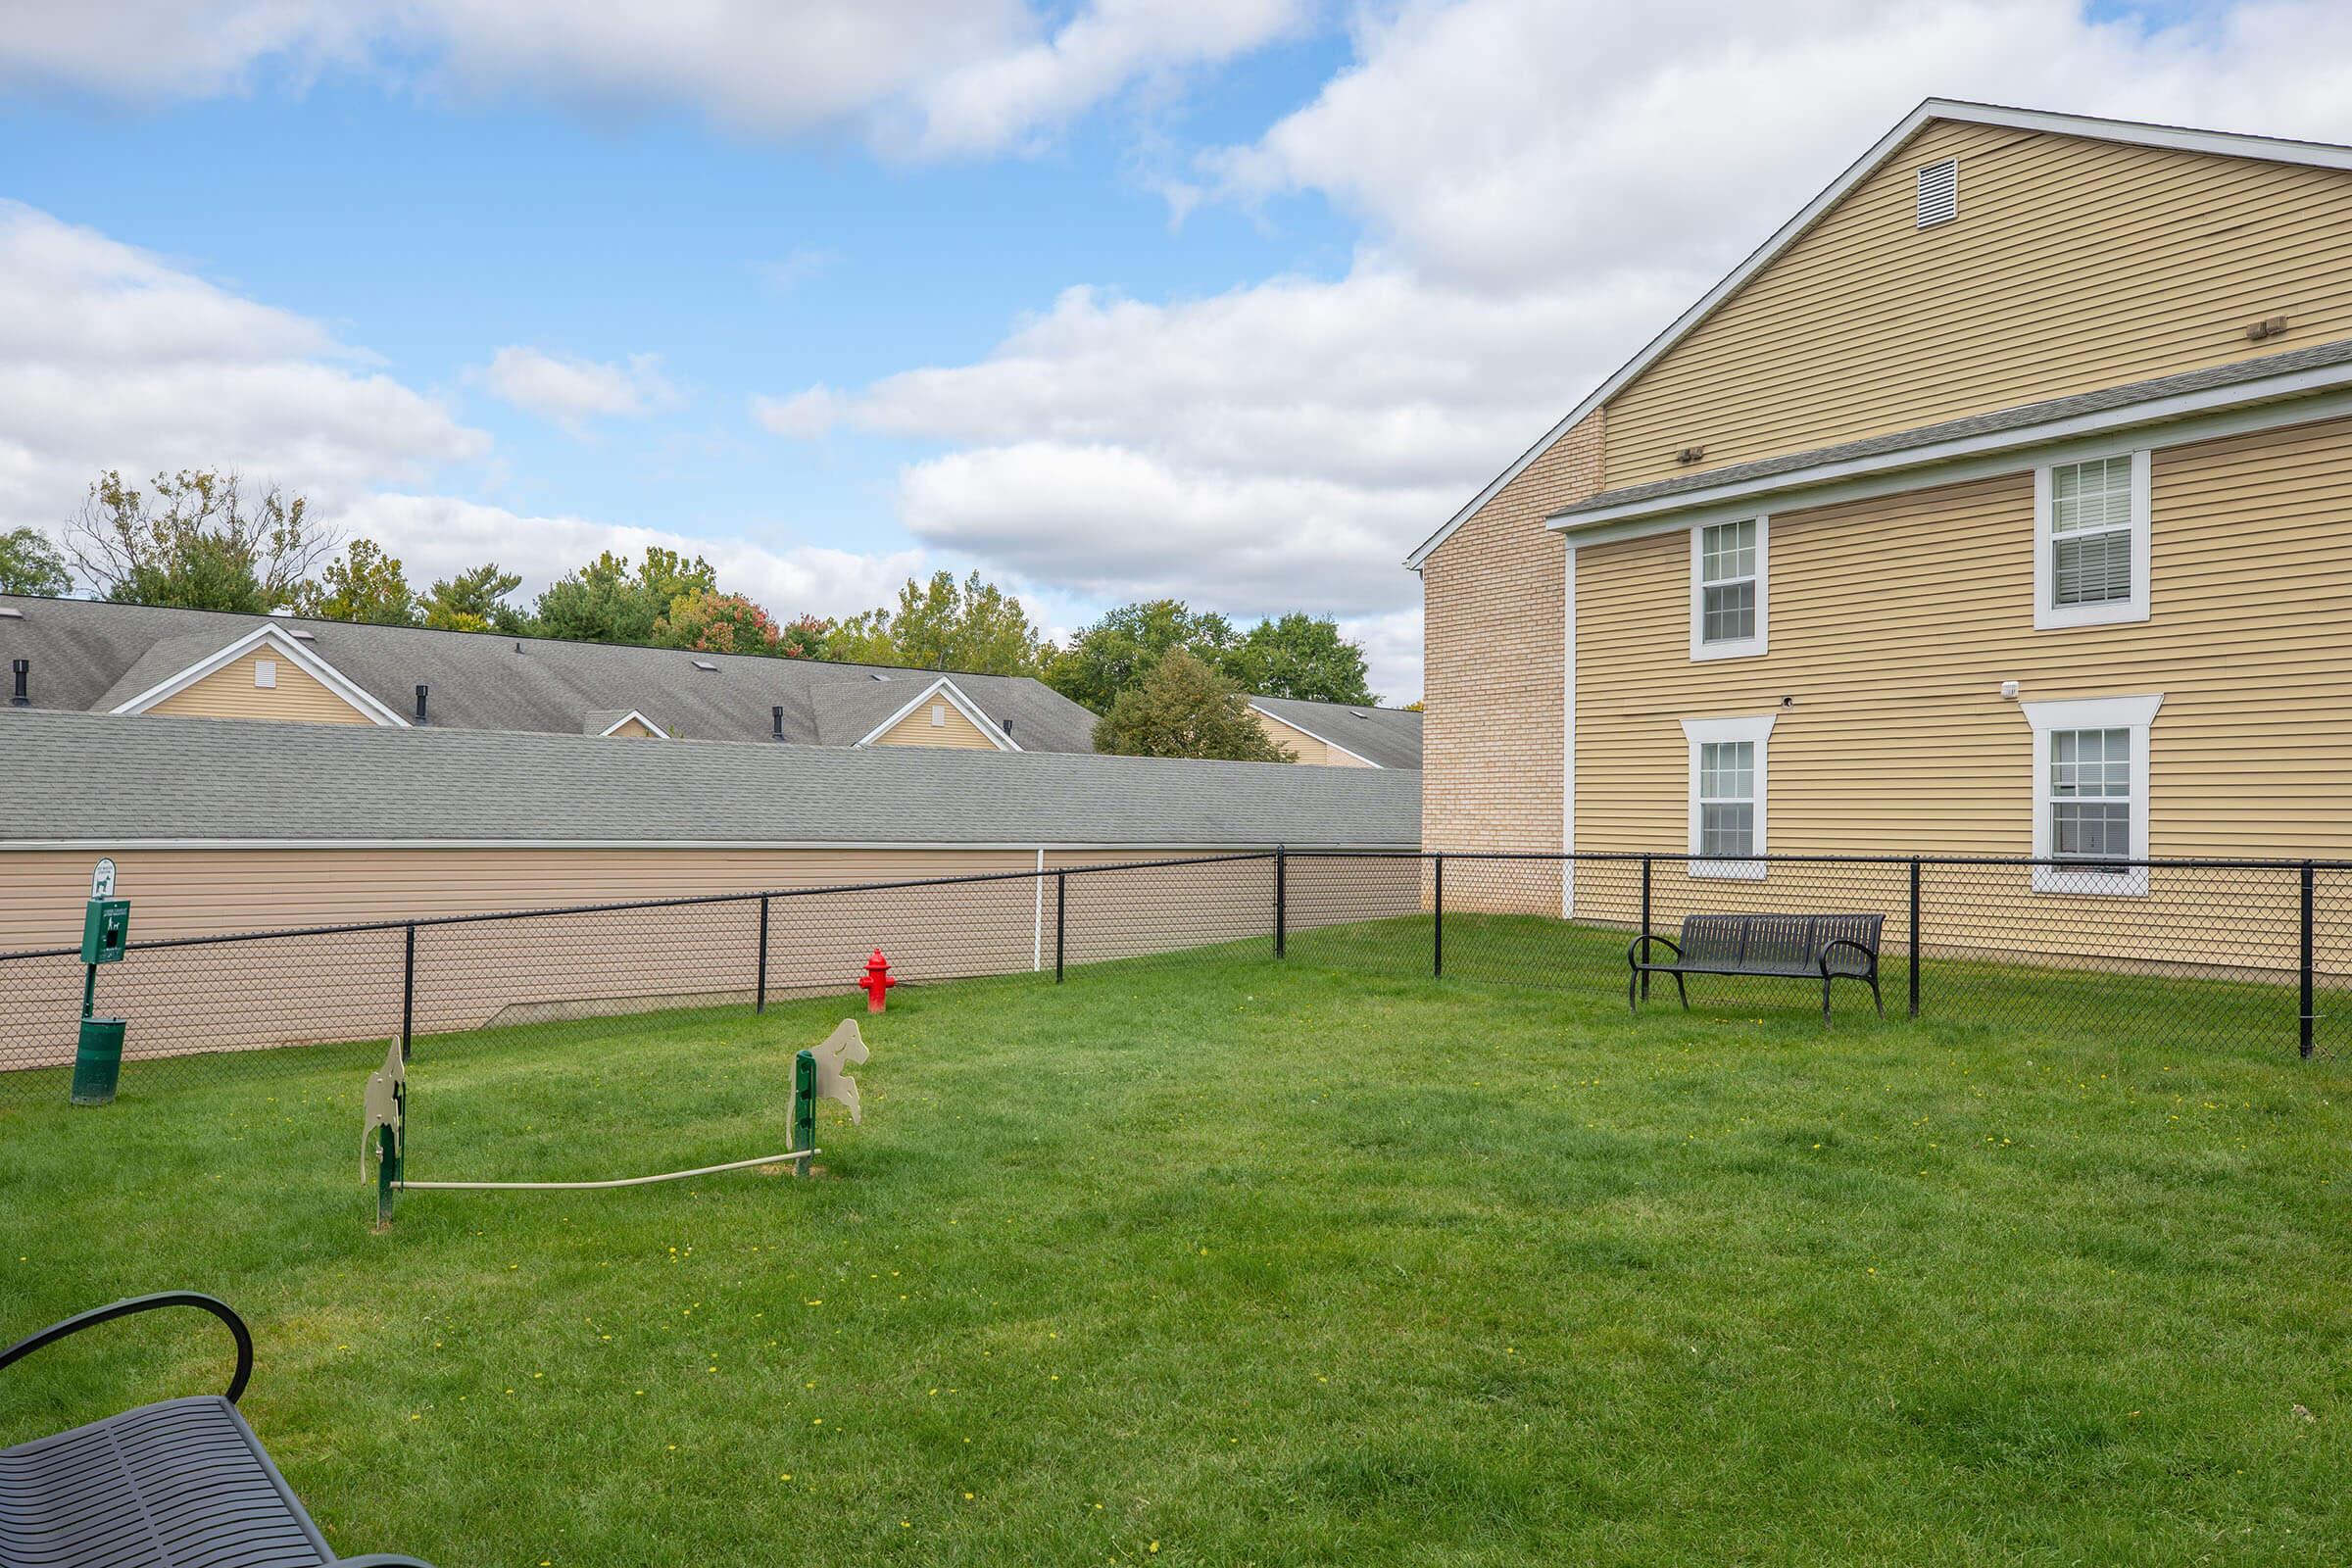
0,0,1298,159
0,200,485,535
481,346,677,427
330,493,926,620
751,386,847,440
758,0,2352,701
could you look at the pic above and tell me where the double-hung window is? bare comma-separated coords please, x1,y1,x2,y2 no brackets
2022,694,2161,897
1690,516,1767,659
2035,452,2150,628
1681,713,1775,879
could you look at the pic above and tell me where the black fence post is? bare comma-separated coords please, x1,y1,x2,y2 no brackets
2300,860,2316,1059
399,922,416,1062
1639,855,1652,1000
1274,847,1288,959
755,895,770,1014
1054,871,1067,984
1908,858,1922,1020
1433,854,1446,979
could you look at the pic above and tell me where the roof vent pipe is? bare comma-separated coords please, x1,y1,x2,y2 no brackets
414,684,428,723
9,659,25,707
771,705,784,742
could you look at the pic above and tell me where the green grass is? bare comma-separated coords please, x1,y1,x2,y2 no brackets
3,923,2348,1565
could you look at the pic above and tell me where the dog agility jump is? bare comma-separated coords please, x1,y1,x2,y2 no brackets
365,1018,869,1228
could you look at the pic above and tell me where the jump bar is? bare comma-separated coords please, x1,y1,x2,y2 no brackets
398,1149,815,1192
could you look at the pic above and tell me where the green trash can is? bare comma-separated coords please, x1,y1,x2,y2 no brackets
71,1016,126,1106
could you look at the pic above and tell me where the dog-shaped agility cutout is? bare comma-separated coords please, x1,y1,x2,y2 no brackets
810,1017,868,1124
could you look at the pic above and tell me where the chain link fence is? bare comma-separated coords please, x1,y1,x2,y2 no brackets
1,851,2341,1102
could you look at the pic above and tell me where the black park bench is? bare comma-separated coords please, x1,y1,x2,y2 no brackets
0,1292,435,1568
1629,912,1886,1021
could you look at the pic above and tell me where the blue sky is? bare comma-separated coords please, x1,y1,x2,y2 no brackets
3,1,2347,699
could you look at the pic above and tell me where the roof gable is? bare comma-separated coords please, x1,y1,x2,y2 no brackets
1405,98,2352,569
105,623,408,726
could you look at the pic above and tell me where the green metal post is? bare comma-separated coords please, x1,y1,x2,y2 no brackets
793,1049,817,1176
375,1121,400,1228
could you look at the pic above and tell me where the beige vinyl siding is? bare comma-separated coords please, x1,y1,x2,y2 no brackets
870,696,1003,749
144,649,378,724
1569,411,2352,972
0,844,1416,1071
604,715,661,738
1252,710,1372,766
1603,122,2352,489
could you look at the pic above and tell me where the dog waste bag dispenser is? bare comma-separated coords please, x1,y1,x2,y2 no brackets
71,857,130,1106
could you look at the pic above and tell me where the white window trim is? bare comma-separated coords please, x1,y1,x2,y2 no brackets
1681,712,1775,879
2034,449,2150,630
1690,515,1768,661
2021,693,2162,897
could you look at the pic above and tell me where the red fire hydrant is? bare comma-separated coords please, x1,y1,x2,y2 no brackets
859,950,896,1013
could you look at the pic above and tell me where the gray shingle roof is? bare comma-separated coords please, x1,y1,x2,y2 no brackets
0,598,1102,752
1552,334,2352,520
1249,698,1422,770
0,710,1420,849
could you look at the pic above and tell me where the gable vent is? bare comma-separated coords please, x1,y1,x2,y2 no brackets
1915,158,1958,228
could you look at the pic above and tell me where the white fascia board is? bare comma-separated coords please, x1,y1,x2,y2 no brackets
1554,380,2352,546
1406,96,2352,571
107,623,411,726
853,675,1020,751
598,710,669,738
1247,702,1381,767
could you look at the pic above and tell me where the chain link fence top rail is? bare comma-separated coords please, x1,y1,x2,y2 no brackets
2,851,2341,1096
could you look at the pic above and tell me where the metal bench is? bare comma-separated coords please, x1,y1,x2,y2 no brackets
1629,912,1885,1021
0,1292,434,1568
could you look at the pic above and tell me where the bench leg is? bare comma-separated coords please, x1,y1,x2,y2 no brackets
1628,967,1640,1014
1822,975,1833,1024
1672,972,1689,1010
1870,973,1884,1018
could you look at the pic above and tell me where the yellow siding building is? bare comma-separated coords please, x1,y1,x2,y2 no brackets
1412,99,2352,960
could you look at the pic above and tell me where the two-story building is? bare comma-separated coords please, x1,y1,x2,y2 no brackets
1413,99,2352,950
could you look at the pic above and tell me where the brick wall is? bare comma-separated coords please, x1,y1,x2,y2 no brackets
1419,409,1604,882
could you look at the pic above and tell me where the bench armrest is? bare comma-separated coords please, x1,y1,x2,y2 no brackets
0,1292,253,1404
1818,938,1878,977
1628,932,1683,966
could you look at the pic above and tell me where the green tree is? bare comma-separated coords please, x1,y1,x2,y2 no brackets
295,538,419,624
533,547,719,645
826,570,1047,674
0,527,71,596
1092,648,1295,761
420,564,528,633
64,468,330,612
1045,599,1236,712
1222,612,1377,706
654,589,781,655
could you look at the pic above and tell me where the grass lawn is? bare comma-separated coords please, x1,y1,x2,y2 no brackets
3,921,2347,1565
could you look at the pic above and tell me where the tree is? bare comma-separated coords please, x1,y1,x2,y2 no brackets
533,547,718,645
778,613,831,660
826,570,1048,674
1092,648,1295,762
654,589,781,655
1222,612,1377,706
295,539,419,625
0,527,70,596
64,469,331,612
420,564,528,633
1045,599,1235,712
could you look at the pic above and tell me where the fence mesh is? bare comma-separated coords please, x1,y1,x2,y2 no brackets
1,851,2341,1105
